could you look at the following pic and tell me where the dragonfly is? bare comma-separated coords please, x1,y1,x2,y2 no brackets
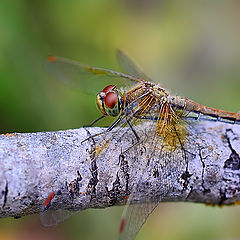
42,50,240,240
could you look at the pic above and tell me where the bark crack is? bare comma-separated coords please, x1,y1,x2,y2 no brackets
180,170,192,192
106,173,121,206
2,181,8,208
224,129,240,170
199,149,211,194
85,128,99,201
219,128,240,204
67,170,83,199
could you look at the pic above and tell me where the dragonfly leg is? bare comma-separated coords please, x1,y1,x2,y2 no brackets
81,114,123,144
126,118,140,142
118,119,140,165
136,116,157,120
118,140,141,165
83,115,106,127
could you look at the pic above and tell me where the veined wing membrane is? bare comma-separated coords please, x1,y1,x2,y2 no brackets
40,209,77,227
46,56,142,94
116,50,153,82
118,95,190,239
119,201,159,240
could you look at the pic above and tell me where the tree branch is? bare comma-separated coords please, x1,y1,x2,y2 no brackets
0,121,239,219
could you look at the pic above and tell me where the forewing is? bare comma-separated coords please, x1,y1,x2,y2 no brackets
116,50,153,82
40,209,77,227
46,56,142,94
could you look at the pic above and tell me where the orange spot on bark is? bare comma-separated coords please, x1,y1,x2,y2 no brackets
43,192,55,207
47,56,56,62
233,200,240,205
1,133,13,136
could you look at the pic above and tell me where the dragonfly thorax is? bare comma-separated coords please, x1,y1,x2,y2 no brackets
96,85,124,117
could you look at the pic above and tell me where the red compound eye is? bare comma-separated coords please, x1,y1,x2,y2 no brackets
102,85,116,93
104,92,118,109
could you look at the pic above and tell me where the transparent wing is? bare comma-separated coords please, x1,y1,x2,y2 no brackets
117,97,193,239
40,209,77,226
46,56,142,94
118,117,162,240
119,201,159,240
116,50,153,82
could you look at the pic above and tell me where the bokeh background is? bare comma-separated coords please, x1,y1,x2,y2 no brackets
0,0,240,240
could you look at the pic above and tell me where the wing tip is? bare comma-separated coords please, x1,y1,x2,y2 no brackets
116,48,123,54
47,56,57,62
116,49,127,58
119,218,126,233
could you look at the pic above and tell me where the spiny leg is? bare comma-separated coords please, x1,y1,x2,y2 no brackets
83,115,106,127
118,95,155,164
118,118,141,164
81,114,124,144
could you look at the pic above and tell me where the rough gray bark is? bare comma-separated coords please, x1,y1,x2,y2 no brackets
0,121,239,220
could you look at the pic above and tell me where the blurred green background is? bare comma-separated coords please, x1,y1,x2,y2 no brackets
0,0,240,240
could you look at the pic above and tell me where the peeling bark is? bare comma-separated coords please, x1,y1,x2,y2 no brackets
0,121,239,220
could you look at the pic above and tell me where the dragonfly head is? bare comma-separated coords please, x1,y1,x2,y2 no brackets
96,85,122,117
